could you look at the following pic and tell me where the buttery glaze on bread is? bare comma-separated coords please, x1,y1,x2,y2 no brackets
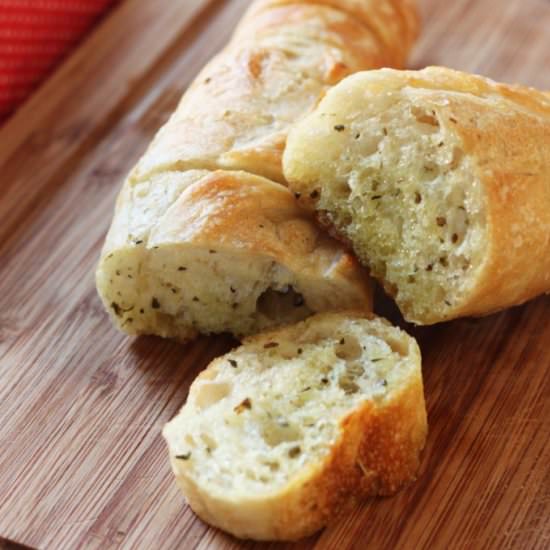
163,312,427,541
283,67,550,324
97,0,419,339
96,170,371,339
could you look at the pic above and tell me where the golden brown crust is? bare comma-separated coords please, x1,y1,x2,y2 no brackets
356,373,427,495
438,81,550,317
131,0,420,185
251,0,420,68
150,171,373,306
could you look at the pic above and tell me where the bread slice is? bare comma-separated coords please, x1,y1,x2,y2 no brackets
283,67,550,324
163,312,427,541
96,170,372,340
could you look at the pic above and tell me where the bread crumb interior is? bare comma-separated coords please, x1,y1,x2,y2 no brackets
315,91,487,321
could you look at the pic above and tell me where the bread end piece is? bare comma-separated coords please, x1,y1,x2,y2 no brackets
284,67,550,324
163,312,427,540
96,171,373,341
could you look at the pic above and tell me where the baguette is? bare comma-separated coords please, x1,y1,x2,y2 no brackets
283,67,550,324
163,312,427,541
97,0,419,339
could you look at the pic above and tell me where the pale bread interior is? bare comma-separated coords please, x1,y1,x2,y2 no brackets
286,86,488,322
163,314,418,496
96,246,314,339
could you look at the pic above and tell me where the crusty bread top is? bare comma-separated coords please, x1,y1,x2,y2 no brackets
241,0,420,68
130,0,420,185
148,171,366,285
338,66,550,116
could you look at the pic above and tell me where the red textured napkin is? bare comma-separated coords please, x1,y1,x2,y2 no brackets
0,0,118,123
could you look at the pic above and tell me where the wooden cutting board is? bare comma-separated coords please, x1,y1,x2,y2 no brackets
0,0,549,548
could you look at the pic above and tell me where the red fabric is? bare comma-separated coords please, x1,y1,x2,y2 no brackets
0,0,118,122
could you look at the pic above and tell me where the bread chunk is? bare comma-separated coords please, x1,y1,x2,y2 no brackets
96,171,372,340
163,312,427,540
284,67,550,324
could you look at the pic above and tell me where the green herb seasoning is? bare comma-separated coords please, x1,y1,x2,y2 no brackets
234,398,252,414
264,342,279,349
288,446,301,458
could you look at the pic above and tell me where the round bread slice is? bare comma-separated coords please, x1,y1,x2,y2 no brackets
163,312,427,541
283,67,550,324
96,170,372,340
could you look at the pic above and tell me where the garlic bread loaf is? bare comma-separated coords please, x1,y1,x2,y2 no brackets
97,0,420,340
163,312,427,541
283,67,550,324
96,171,371,340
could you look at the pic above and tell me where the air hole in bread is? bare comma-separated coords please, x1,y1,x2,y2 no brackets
195,381,233,409
262,418,303,447
201,432,218,452
263,460,280,472
334,180,352,199
256,287,312,324
422,162,440,180
335,336,362,360
384,336,408,356
411,106,440,130
245,469,258,481
338,360,365,394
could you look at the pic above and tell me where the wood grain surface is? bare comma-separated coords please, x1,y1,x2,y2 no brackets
0,0,549,548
